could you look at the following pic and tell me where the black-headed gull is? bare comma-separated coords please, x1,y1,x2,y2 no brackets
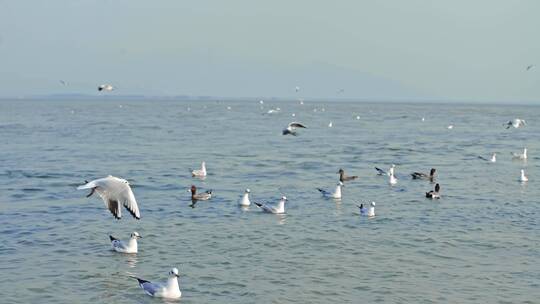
239,189,251,206
77,176,140,220
375,164,395,176
109,232,141,253
317,181,343,199
411,168,436,181
512,148,528,160
134,268,181,299
426,183,441,199
282,122,307,136
478,153,496,163
254,196,287,214
357,202,375,217
98,84,114,92
505,119,526,129
338,168,358,182
190,161,207,177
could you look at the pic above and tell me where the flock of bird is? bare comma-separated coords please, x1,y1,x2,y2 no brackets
73,111,529,299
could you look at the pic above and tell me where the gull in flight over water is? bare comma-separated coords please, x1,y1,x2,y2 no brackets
282,122,307,136
77,175,140,220
109,232,141,253
134,268,182,299
254,196,287,214
504,118,526,129
98,84,114,92
526,64,534,71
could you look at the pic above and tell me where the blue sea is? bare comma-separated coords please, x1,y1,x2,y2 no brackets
1,99,539,303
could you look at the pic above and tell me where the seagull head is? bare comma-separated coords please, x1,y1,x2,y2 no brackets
281,196,287,201
370,201,376,207
169,268,180,278
131,231,142,239
245,188,251,193
338,181,344,187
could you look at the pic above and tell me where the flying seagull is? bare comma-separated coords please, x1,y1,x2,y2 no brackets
526,65,534,71
77,175,140,220
282,122,307,136
98,84,114,92
504,118,526,129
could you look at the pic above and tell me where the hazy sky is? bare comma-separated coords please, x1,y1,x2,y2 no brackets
1,0,538,102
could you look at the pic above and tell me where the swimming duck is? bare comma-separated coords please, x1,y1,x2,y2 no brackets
425,183,441,199
411,168,436,181
317,181,343,199
356,203,367,215
190,185,212,201
338,168,358,182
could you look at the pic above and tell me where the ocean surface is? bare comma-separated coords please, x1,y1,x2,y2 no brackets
1,99,539,303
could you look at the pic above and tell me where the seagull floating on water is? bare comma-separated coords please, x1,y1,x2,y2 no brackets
190,185,212,201
511,148,527,160
77,176,140,220
478,153,497,163
110,232,141,253
239,189,251,206
389,170,398,185
338,168,358,182
283,122,307,136
411,168,436,181
190,161,207,177
254,196,287,214
519,169,528,182
425,183,441,199
317,181,343,199
134,268,181,299
505,118,526,129
375,164,395,176
357,202,375,217
98,84,114,92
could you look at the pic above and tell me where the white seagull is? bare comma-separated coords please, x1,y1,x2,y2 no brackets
317,181,343,199
77,176,140,220
375,164,395,176
239,188,251,206
505,118,526,129
282,122,307,136
478,153,497,163
190,161,207,177
109,232,141,253
511,148,528,160
356,202,375,217
389,170,398,185
519,169,528,182
134,268,182,299
98,84,114,92
254,196,287,214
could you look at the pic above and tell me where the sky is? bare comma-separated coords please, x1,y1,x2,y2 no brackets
0,0,539,102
